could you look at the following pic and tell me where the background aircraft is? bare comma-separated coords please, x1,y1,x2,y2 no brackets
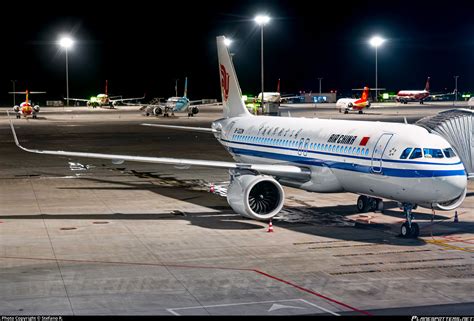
395,77,454,104
396,77,431,104
10,90,45,119
144,77,221,117
68,80,145,108
256,79,299,104
336,86,370,114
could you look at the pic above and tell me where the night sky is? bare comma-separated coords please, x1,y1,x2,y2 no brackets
2,0,474,105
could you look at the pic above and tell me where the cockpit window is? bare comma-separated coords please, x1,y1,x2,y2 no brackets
400,148,413,159
443,148,457,158
409,148,423,159
423,148,444,158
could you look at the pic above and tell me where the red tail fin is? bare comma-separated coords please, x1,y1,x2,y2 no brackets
361,87,369,101
105,80,108,96
25,90,29,104
277,78,280,93
424,77,430,92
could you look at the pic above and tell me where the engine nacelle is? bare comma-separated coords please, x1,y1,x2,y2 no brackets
426,188,467,211
153,106,163,116
226,175,285,220
13,105,20,112
33,105,40,113
191,106,199,115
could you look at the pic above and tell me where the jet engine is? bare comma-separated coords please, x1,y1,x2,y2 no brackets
13,106,20,112
33,105,40,113
429,188,467,211
153,106,163,116
226,175,285,220
191,106,199,115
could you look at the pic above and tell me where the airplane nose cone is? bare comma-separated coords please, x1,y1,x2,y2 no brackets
435,175,467,202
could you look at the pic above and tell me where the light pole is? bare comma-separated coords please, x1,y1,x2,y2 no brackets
11,80,16,106
59,36,74,107
369,36,385,102
255,14,270,114
454,75,459,105
317,77,323,95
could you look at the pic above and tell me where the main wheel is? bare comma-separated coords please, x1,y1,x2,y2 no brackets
358,110,363,114
410,223,420,238
344,110,349,114
356,195,370,213
400,222,411,238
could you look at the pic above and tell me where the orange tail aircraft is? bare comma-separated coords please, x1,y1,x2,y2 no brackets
336,86,371,114
10,90,46,119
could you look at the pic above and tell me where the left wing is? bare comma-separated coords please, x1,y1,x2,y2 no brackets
189,102,222,108
110,95,146,103
9,112,310,180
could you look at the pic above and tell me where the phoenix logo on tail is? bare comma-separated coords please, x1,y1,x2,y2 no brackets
220,64,230,102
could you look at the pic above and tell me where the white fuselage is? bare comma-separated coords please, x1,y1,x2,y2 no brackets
257,92,281,103
212,116,466,207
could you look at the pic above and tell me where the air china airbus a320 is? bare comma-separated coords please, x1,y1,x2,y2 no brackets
10,36,468,239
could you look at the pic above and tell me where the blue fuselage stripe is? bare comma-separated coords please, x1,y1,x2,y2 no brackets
228,146,466,178
221,139,462,166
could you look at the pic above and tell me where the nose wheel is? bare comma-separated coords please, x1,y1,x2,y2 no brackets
400,203,419,238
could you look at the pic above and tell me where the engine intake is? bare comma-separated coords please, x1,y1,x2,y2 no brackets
33,105,40,113
227,175,284,220
431,188,467,211
153,106,163,116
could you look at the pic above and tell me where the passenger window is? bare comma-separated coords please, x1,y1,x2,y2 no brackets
357,147,360,154
443,148,456,158
400,148,413,159
409,148,423,159
423,148,444,158
365,149,369,156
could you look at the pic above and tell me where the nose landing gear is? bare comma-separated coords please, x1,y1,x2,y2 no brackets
400,203,420,238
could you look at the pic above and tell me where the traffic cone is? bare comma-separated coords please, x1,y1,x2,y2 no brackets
454,211,459,223
267,220,274,233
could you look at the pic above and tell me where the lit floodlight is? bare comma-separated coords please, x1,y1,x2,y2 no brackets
254,15,270,26
59,36,74,49
369,36,385,48
224,38,232,47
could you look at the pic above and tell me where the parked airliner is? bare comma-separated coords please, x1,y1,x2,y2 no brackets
9,36,468,239
336,87,370,114
396,77,431,104
144,77,220,117
10,90,45,119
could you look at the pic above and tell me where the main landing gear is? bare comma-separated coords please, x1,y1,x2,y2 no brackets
399,203,419,238
356,195,383,213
